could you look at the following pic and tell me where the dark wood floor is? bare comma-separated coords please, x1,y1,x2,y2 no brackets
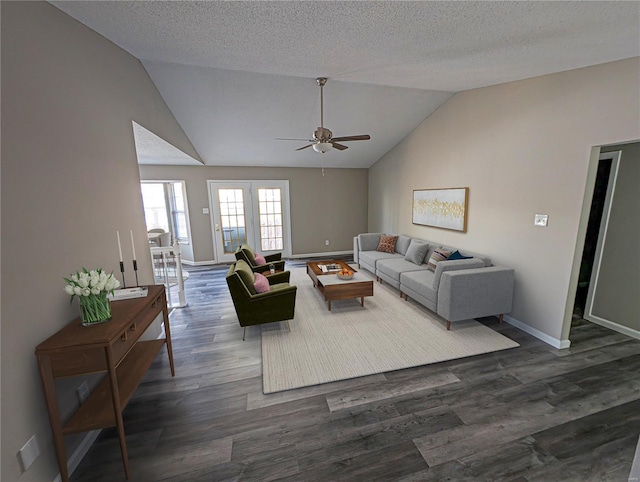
71,258,640,481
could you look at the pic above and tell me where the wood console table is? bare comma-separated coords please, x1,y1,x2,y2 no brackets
35,285,174,481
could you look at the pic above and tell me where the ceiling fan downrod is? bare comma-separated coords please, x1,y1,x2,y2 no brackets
317,77,327,130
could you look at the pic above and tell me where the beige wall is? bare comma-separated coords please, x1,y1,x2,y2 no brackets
369,58,640,346
1,3,200,481
139,165,369,262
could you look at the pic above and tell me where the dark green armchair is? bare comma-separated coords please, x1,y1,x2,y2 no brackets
226,260,297,340
234,243,285,273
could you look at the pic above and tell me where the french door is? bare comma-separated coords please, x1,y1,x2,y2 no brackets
208,180,291,263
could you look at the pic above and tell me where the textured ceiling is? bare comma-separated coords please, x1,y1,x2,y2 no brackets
51,1,640,168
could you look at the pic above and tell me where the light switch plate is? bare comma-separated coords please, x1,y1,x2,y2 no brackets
534,214,549,227
202,208,209,215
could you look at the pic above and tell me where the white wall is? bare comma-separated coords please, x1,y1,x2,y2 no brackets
369,58,640,347
1,3,200,481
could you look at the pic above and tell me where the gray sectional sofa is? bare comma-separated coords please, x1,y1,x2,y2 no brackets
353,233,514,330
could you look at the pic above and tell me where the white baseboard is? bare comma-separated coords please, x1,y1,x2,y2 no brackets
181,259,217,266
504,315,571,349
288,250,353,259
53,430,101,482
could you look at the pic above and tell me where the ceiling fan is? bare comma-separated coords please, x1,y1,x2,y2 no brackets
277,77,370,153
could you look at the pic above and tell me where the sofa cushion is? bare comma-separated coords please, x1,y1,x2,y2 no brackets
358,233,383,252
404,240,430,265
377,257,429,282
400,270,438,304
377,235,398,254
254,253,266,265
359,250,399,268
427,248,452,271
395,235,412,256
234,260,256,294
253,272,270,293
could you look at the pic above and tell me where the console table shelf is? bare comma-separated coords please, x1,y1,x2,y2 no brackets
36,285,174,482
62,339,165,435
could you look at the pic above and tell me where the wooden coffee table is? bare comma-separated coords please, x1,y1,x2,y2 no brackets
306,260,374,311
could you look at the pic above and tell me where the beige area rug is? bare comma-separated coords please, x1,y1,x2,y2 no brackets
261,266,519,394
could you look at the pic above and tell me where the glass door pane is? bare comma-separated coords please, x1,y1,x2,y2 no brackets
257,188,284,251
217,188,247,254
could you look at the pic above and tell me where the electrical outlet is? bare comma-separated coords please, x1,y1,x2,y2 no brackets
77,381,90,404
325,240,330,246
18,434,40,472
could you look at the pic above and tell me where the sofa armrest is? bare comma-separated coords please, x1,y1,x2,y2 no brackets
249,284,297,301
249,259,286,273
433,258,485,290
266,271,291,284
437,266,514,322
353,236,360,264
264,253,282,262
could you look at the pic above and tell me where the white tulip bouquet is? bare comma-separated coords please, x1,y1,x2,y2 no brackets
64,268,120,325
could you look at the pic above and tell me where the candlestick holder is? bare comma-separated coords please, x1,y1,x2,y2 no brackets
132,259,139,287
119,261,126,288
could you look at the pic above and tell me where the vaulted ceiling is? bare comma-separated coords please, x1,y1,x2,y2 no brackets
51,1,640,168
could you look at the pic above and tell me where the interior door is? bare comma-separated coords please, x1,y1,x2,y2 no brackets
209,182,254,263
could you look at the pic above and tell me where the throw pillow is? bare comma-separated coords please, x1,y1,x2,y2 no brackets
404,240,430,265
376,235,398,254
427,248,452,271
448,250,472,261
395,235,413,256
254,253,266,266
253,272,270,293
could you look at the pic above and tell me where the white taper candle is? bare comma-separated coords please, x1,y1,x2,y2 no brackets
130,230,137,260
116,230,123,262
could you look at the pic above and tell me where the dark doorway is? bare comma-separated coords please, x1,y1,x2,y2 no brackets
573,156,613,317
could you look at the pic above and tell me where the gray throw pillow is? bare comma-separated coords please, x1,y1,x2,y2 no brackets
404,240,430,265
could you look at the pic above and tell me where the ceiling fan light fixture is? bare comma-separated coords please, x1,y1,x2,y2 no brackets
313,142,333,153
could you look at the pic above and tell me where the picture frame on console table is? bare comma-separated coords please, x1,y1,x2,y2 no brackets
412,187,469,232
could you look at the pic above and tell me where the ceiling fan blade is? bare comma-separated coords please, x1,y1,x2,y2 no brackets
295,144,314,151
332,142,349,150
276,138,314,142
331,135,371,142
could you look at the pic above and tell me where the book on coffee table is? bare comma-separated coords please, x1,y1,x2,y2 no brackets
320,263,341,273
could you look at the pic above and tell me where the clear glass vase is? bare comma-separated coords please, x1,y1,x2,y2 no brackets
79,293,112,326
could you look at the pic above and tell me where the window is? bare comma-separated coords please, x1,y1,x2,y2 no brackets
141,181,190,243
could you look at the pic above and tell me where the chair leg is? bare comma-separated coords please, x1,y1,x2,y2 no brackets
446,320,451,331
286,320,291,332
243,327,246,341
498,314,504,324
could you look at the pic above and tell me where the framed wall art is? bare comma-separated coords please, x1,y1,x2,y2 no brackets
412,187,469,232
